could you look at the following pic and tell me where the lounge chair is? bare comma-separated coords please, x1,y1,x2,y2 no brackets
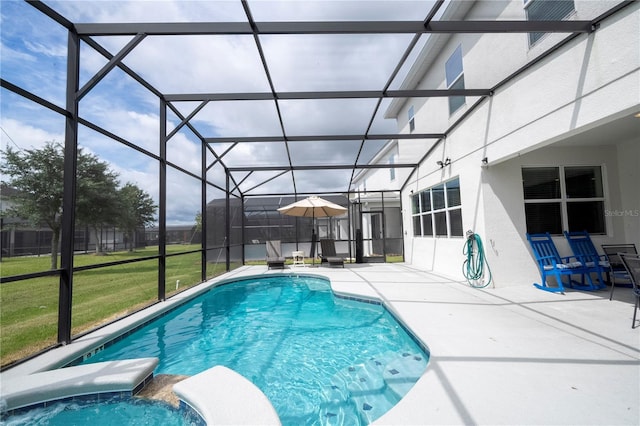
563,230,608,290
619,253,640,328
526,232,601,293
266,240,285,269
319,239,344,268
601,243,638,300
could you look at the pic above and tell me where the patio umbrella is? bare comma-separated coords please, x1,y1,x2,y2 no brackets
277,196,347,219
277,196,347,265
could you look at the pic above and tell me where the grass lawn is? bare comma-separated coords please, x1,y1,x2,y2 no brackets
0,245,232,367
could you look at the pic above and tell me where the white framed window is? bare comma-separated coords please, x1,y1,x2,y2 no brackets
408,105,415,132
411,177,463,238
524,0,576,45
522,165,605,235
445,44,465,115
388,153,396,181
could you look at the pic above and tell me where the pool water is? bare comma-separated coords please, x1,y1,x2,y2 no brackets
3,397,196,426
81,275,429,425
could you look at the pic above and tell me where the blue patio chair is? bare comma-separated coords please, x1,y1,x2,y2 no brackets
526,233,601,293
619,253,640,328
602,243,638,300
563,230,608,290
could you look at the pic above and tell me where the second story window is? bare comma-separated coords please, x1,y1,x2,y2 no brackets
408,105,415,132
445,45,465,115
389,153,396,181
525,0,576,46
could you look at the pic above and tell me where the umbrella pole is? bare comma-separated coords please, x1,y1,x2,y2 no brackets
312,211,315,266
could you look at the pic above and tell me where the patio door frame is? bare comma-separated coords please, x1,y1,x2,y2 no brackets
360,210,386,258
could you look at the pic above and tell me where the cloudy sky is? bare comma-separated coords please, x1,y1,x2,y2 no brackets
1,0,440,225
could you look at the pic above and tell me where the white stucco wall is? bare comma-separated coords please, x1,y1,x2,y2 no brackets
479,144,637,287
615,137,640,245
404,137,638,287
402,2,639,286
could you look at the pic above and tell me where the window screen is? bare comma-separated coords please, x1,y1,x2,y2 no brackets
445,45,465,114
525,0,575,45
523,167,560,199
411,177,463,238
408,105,415,133
565,166,603,198
522,165,605,235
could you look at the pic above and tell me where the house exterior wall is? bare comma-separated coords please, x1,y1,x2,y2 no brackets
616,137,640,242
357,148,400,192
400,1,639,285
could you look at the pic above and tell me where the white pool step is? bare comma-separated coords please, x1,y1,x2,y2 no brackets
383,352,428,397
317,400,361,425
173,365,281,425
351,390,400,424
324,351,427,423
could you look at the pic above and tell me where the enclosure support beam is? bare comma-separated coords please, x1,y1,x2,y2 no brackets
201,137,207,283
225,171,231,272
58,29,80,345
73,20,593,36
241,196,246,266
158,99,167,301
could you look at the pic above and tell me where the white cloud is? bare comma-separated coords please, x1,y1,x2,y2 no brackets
190,100,282,137
249,0,436,21
47,0,246,23
261,33,413,92
120,34,271,94
0,41,38,64
23,40,67,58
0,118,64,152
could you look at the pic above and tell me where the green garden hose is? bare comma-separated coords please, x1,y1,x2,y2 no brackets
462,231,493,288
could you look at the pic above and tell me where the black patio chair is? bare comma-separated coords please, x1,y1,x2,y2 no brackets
319,239,344,268
601,243,638,300
619,253,640,329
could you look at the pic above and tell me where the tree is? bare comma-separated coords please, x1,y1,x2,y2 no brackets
194,211,202,232
1,143,64,269
189,210,203,244
74,152,120,255
1,142,137,267
117,183,157,251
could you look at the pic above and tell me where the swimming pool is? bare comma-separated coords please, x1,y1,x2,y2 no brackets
78,275,429,424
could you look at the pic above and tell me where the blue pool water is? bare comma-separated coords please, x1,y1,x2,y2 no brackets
3,397,196,426
81,275,429,425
